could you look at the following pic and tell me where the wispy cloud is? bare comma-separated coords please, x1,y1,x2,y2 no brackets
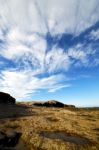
0,0,99,35
0,0,99,100
0,70,68,100
89,29,99,40
45,47,71,73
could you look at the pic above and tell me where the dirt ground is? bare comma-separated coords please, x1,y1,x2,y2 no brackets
0,103,99,150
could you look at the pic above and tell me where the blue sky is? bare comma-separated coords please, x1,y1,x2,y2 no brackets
0,0,99,106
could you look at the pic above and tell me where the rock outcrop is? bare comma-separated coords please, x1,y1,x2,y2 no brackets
0,92,16,104
33,100,76,108
44,100,64,107
33,100,64,108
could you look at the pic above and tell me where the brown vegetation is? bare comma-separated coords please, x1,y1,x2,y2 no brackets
0,102,99,150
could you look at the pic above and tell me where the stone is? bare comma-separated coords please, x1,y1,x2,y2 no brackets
0,131,21,148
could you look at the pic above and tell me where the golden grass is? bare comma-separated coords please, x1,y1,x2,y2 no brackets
0,103,99,150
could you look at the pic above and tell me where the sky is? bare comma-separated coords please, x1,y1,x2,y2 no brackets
0,0,99,106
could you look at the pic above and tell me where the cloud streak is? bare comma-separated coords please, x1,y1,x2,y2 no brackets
0,70,68,100
0,0,99,100
0,0,99,35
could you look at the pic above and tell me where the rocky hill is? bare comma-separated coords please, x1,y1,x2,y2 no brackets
33,100,75,108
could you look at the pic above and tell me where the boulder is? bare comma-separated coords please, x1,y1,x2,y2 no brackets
0,92,16,104
0,131,21,148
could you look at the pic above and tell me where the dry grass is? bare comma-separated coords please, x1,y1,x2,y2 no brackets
0,103,99,150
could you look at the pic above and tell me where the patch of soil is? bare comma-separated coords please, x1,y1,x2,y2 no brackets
39,131,93,145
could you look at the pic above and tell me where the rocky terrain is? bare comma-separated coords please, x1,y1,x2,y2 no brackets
0,93,99,150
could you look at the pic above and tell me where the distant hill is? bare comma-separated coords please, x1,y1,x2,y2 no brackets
33,100,76,108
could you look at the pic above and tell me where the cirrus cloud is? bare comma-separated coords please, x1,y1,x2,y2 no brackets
0,0,99,100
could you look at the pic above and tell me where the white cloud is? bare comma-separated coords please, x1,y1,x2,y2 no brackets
34,0,99,35
0,70,68,100
0,28,47,59
0,27,70,73
48,84,71,93
0,0,99,100
45,47,71,73
67,43,99,67
0,0,99,36
0,27,47,72
89,29,99,40
68,47,88,65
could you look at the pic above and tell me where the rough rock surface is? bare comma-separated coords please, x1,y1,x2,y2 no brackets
0,92,16,104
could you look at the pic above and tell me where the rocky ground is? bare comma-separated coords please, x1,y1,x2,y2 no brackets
0,102,99,150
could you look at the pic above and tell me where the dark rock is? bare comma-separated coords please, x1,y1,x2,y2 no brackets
33,100,64,108
0,132,6,146
0,92,16,104
33,100,76,108
44,100,64,107
6,131,22,147
0,131,21,148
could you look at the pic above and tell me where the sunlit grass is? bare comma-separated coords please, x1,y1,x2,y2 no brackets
0,103,99,150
